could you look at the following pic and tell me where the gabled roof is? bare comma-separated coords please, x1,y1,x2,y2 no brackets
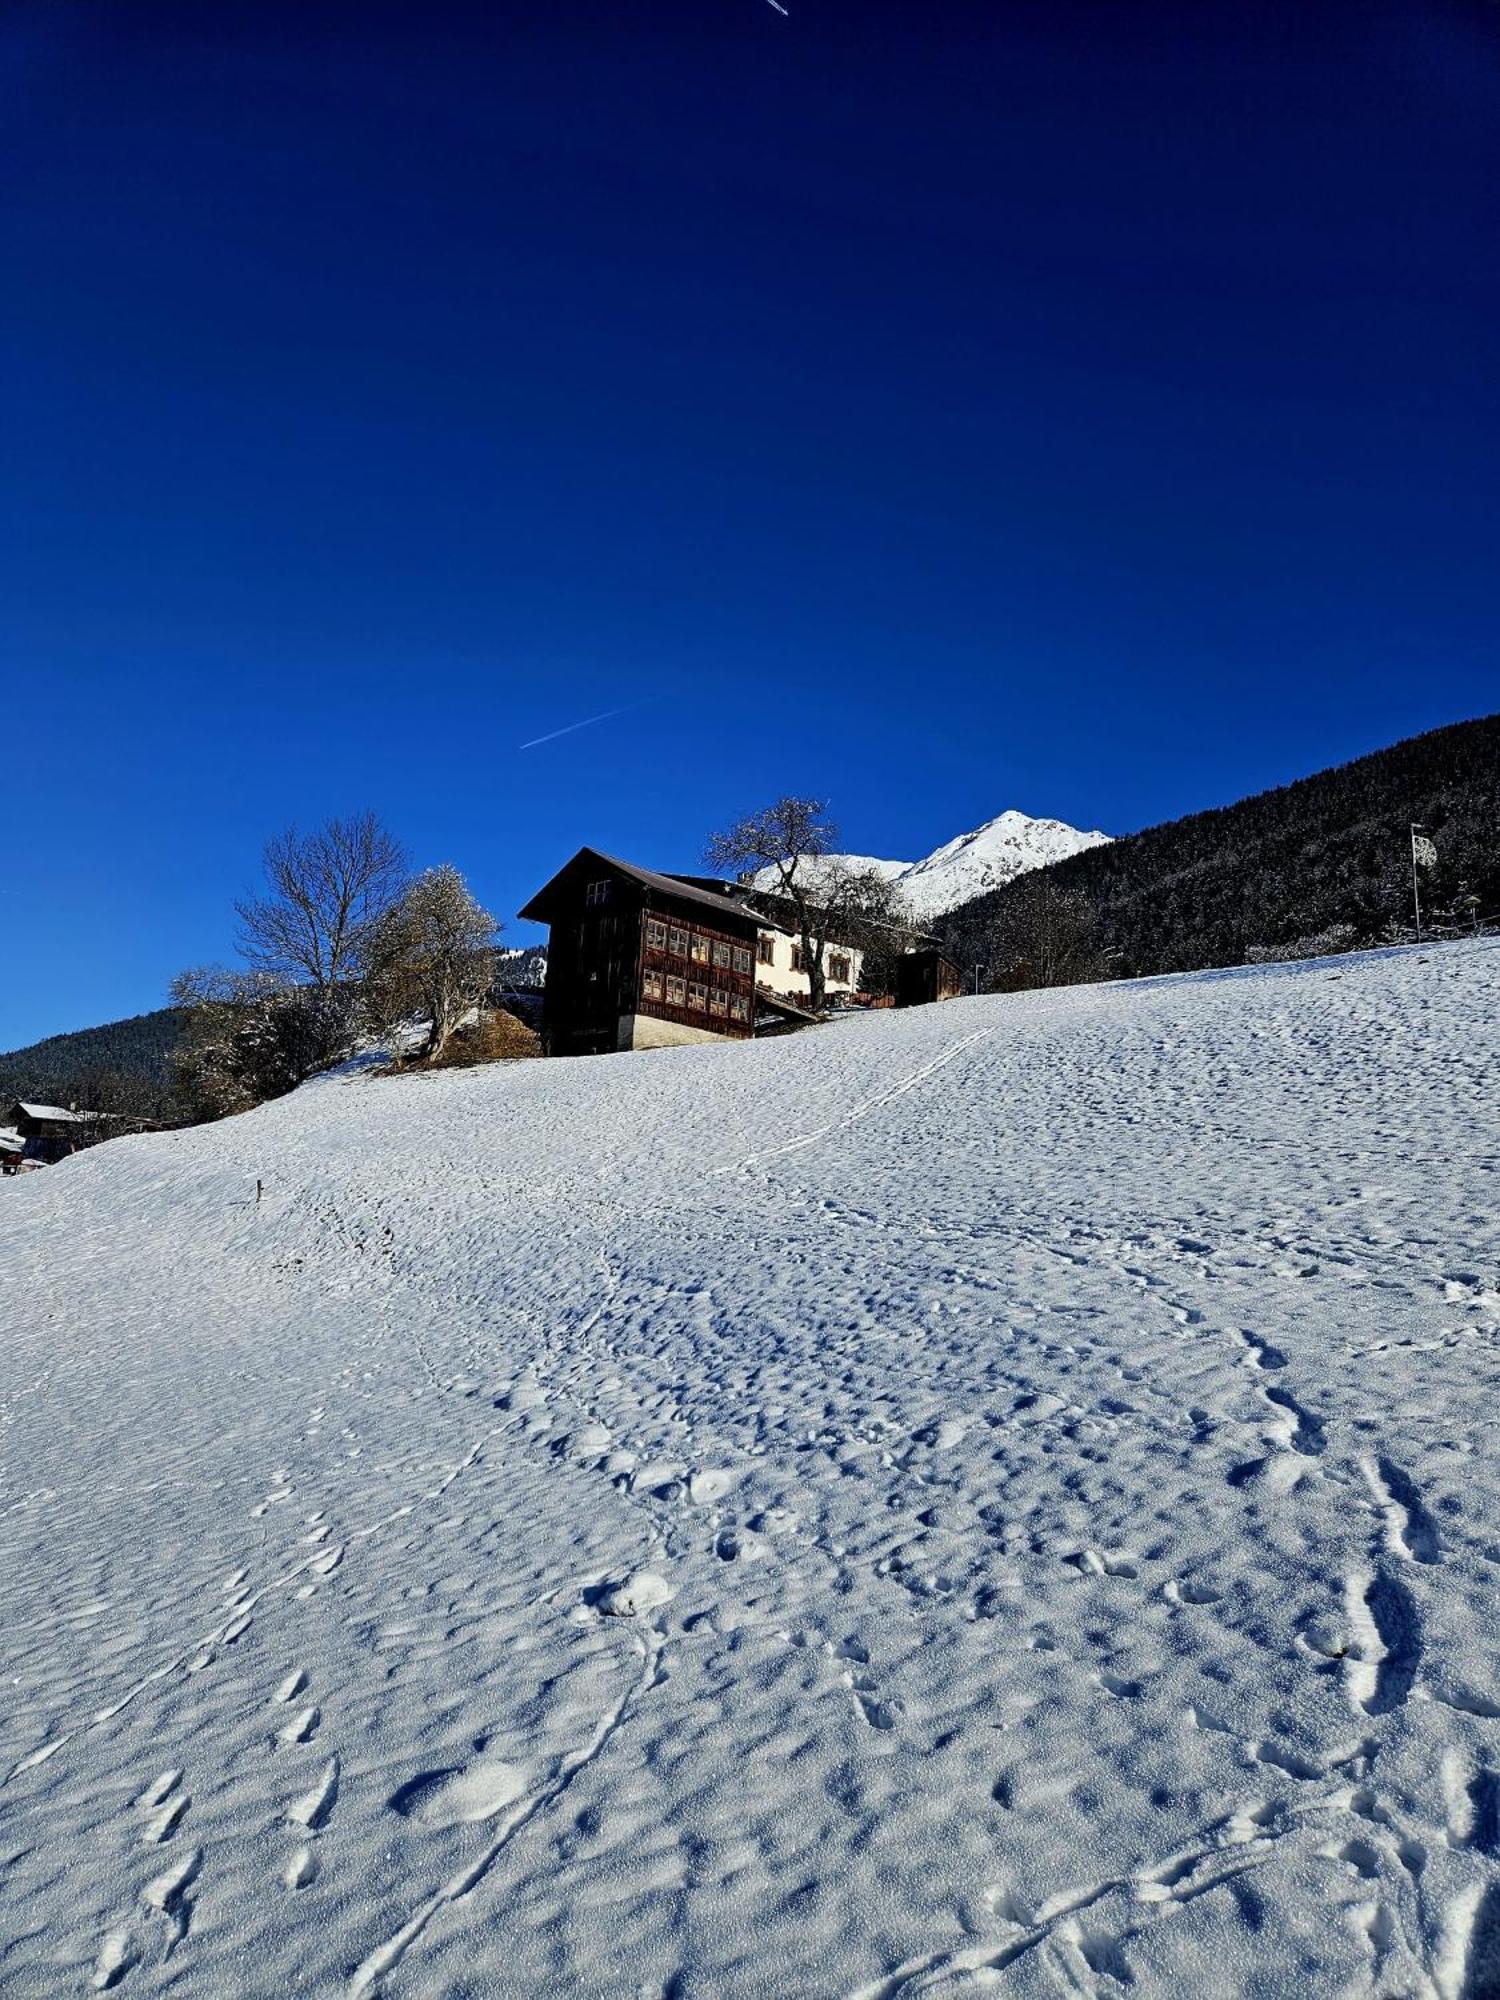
519,849,761,928
11,1102,87,1124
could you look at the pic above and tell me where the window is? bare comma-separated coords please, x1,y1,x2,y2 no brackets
665,973,686,1006
668,926,689,958
828,952,851,984
687,981,707,1011
690,933,710,965
729,994,749,1022
585,879,612,907
732,945,753,975
645,917,668,951
711,939,732,969
791,945,808,973
757,935,777,967
709,988,728,1017
641,969,664,1002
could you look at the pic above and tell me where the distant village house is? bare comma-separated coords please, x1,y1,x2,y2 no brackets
2,1101,91,1171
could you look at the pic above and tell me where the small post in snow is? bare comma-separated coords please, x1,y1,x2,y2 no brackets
256,1178,263,1204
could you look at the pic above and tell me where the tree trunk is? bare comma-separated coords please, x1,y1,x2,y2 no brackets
426,978,453,1060
804,934,826,1013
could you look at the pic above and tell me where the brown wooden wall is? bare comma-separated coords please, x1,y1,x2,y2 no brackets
539,863,761,1052
636,908,757,1039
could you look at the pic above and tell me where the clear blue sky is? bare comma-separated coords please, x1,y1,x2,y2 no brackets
3,1,1497,1047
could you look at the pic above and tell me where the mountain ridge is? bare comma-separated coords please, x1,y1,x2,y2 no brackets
758,808,1111,921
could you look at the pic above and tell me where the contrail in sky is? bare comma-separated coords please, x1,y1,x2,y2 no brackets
518,703,641,751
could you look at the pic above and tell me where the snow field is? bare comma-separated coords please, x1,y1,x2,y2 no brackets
2,940,1499,1996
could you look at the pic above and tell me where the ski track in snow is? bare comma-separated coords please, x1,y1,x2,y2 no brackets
2,939,1499,1996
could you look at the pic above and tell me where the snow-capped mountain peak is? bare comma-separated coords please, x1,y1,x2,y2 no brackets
891,809,1112,919
757,810,1110,921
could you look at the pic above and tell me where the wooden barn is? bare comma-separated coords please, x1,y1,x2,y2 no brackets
519,850,761,1056
3,1101,90,1166
894,948,965,1008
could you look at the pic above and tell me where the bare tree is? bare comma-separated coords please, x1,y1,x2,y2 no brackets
168,966,329,1121
706,796,906,1013
984,875,1104,992
233,813,407,1064
236,812,407,993
364,866,499,1062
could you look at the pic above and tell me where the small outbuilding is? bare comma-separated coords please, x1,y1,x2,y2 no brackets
894,949,965,1008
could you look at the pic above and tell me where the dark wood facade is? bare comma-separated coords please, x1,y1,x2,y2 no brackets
3,1102,89,1166
519,851,762,1056
894,949,965,1008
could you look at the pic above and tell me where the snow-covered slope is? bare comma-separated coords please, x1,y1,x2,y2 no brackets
4,942,1499,1997
756,809,1111,920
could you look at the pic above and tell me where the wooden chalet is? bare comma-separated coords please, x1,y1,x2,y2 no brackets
519,850,761,1056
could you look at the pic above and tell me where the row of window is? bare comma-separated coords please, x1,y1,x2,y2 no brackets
768,940,853,981
582,885,859,987
641,968,751,1021
639,919,854,986
643,916,754,976
758,935,854,982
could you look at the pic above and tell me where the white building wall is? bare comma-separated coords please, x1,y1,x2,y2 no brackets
754,928,863,1003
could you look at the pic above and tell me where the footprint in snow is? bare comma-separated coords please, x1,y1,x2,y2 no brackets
282,1845,320,1891
388,1757,528,1827
137,1769,182,1811
95,1845,205,1984
141,1791,189,1844
494,1375,546,1413
286,1756,340,1832
587,1570,674,1617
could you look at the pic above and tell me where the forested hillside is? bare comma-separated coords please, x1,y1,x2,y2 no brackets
940,714,1499,979
0,1009,185,1117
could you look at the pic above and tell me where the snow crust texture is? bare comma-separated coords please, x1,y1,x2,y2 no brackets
3,941,1499,1998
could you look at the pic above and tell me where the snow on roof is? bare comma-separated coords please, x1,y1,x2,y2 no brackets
13,1102,88,1123
0,1127,22,1151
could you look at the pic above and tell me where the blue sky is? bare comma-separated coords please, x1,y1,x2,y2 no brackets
3,1,1497,1047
